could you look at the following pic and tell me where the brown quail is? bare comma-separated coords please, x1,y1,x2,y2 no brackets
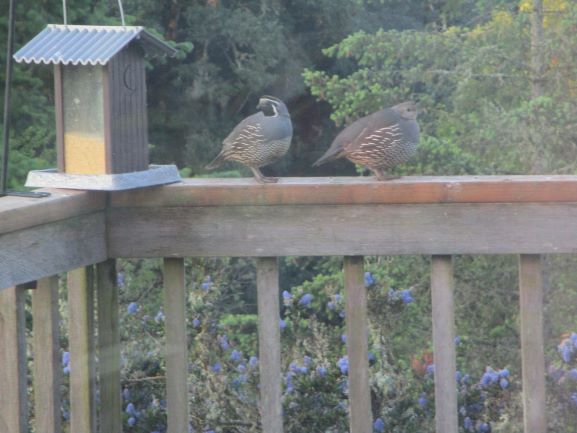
313,101,420,180
205,96,293,183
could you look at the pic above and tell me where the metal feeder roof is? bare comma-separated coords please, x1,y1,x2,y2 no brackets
14,24,176,66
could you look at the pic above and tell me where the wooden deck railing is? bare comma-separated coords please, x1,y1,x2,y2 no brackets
1,175,575,433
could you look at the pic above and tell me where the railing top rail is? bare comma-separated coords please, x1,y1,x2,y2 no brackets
0,189,105,235
110,175,577,207
3,175,577,288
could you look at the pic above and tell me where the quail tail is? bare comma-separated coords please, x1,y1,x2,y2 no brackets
205,152,226,170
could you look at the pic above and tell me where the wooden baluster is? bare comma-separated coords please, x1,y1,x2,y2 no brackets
163,258,190,433
32,276,62,433
0,285,28,433
68,266,97,433
97,260,122,433
431,255,458,433
256,257,283,433
343,256,372,433
519,254,546,433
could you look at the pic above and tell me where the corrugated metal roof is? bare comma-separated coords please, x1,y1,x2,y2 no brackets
14,25,177,66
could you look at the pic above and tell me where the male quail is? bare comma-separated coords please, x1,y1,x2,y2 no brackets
205,96,293,183
313,101,420,180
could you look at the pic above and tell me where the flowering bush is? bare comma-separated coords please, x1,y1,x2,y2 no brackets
49,255,577,432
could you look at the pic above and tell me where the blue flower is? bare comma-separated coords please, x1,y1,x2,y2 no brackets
127,302,138,314
571,393,577,407
236,364,247,373
327,301,336,310
192,318,201,328
364,272,375,287
284,372,295,394
341,334,347,343
426,364,435,375
498,368,510,378
499,378,509,389
62,351,70,367
230,350,243,363
373,417,385,432
477,422,490,432
282,290,292,300
464,417,474,431
218,335,230,350
249,356,258,368
337,356,349,375
399,289,414,304
117,272,125,288
316,366,327,376
560,341,574,363
127,416,136,427
122,387,130,401
304,356,312,367
455,335,462,345
418,393,427,408
299,293,314,306
211,362,222,373
368,352,376,362
279,319,287,330
456,370,462,383
125,403,137,416
569,368,577,381
63,366,70,375
335,293,343,302
480,367,499,387
201,276,212,291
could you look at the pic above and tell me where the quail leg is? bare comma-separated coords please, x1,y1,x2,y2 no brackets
250,167,279,184
373,167,400,181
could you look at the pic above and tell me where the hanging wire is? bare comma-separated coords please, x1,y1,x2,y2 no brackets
1,0,16,195
62,0,67,25
1,0,49,198
118,0,126,26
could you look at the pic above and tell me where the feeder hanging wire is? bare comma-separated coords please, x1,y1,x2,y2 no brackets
1,0,16,195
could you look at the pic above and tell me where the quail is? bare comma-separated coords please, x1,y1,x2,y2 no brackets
205,96,293,183
313,101,420,181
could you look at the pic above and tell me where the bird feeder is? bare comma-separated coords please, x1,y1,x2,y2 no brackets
13,25,181,190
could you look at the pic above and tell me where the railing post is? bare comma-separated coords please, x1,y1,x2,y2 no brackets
431,255,458,433
256,257,283,433
32,276,62,433
0,285,28,433
519,254,546,433
343,256,372,433
163,257,190,433
68,266,97,433
97,259,122,433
